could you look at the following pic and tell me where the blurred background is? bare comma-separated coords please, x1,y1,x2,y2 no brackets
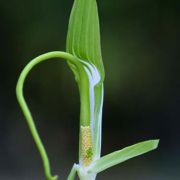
0,0,179,179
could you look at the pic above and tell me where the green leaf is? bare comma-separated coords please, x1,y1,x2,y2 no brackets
88,140,159,174
66,0,105,80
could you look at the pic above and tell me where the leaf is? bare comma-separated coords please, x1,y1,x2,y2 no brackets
66,0,105,79
88,139,159,174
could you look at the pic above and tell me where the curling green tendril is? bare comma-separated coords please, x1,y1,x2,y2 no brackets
16,51,90,180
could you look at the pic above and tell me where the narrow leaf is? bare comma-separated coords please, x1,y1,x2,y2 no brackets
88,140,159,174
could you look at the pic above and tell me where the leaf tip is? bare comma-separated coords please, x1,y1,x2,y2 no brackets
151,139,160,150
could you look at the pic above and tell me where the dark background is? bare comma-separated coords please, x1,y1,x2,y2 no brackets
0,0,179,179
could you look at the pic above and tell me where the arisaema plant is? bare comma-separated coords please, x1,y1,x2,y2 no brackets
16,0,159,180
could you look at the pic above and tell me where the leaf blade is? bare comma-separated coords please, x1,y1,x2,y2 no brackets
88,139,159,174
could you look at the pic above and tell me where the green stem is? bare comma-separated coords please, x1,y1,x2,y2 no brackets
16,51,90,180
67,164,79,180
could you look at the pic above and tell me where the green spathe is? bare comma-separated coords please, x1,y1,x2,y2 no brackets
66,0,105,80
66,0,105,162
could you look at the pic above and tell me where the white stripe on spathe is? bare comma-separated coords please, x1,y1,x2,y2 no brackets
80,60,101,132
